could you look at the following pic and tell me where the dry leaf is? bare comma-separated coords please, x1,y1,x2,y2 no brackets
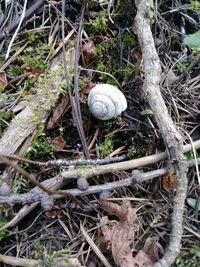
52,135,66,151
21,63,42,78
100,201,162,267
162,175,177,192
0,71,8,90
82,41,97,62
100,200,128,221
131,250,153,267
164,69,178,86
143,236,164,263
100,200,140,267
47,95,69,129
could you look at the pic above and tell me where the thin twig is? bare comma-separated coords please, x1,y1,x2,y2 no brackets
1,157,200,205
0,0,46,42
2,140,200,180
5,0,28,59
71,6,90,158
80,224,112,267
61,140,200,180
0,154,82,206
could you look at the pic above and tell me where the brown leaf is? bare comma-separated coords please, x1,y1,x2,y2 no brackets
164,69,178,86
100,200,128,221
82,41,97,62
100,200,140,267
0,71,8,90
111,222,136,266
99,216,114,250
46,95,69,129
143,236,164,263
52,135,66,151
162,175,177,192
21,63,42,78
131,250,153,267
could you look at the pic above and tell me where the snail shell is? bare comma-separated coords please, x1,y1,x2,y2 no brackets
87,84,127,120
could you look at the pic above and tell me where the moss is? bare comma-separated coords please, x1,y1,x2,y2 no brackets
99,136,114,156
173,247,200,267
0,47,75,148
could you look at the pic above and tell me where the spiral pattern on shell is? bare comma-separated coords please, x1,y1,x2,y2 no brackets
87,84,127,120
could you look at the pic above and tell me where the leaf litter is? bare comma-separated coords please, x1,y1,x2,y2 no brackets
99,200,164,267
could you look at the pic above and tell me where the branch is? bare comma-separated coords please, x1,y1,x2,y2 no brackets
134,1,188,266
0,158,199,205
0,32,75,156
0,254,79,267
61,140,200,180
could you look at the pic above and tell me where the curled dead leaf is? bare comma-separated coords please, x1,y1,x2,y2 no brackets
82,41,97,62
0,71,8,90
143,236,164,263
131,250,153,267
162,175,177,192
52,135,66,151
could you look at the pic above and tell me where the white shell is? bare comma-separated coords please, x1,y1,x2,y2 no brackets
88,84,127,120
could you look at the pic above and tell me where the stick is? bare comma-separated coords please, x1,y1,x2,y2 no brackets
134,1,188,266
0,157,199,205
61,140,200,180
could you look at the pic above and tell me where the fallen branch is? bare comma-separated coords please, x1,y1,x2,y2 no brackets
134,1,188,266
61,140,200,179
0,254,80,267
0,154,80,204
1,140,199,231
0,31,75,156
0,157,199,205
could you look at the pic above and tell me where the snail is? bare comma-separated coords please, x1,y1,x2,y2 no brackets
87,84,127,120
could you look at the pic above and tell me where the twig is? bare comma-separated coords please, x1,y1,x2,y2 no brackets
61,140,200,180
0,42,28,71
0,154,82,206
0,0,46,42
2,139,200,181
0,175,63,231
1,157,200,205
71,6,90,158
5,0,28,59
134,1,188,266
0,254,38,267
80,224,112,267
46,154,127,167
0,254,79,267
